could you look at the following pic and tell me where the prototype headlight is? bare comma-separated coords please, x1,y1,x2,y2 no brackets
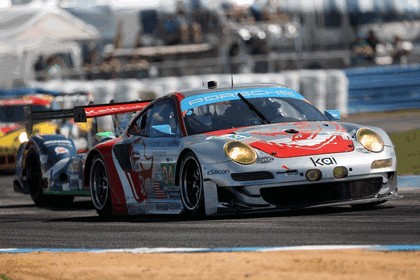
356,128,384,152
224,141,257,165
18,132,28,143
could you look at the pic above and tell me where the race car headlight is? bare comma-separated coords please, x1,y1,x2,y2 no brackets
224,141,257,165
19,132,28,143
356,128,384,153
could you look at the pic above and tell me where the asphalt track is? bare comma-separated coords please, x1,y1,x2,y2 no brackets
1,111,420,251
1,174,419,249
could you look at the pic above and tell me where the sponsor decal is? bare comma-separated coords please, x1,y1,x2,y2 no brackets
310,156,337,167
206,134,250,141
54,147,69,154
207,169,230,175
44,140,72,146
168,191,181,198
147,140,178,147
180,88,304,111
153,181,167,199
256,156,274,164
156,203,181,211
161,163,176,186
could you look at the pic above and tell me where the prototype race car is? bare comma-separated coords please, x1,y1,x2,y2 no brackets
15,82,399,216
0,88,95,173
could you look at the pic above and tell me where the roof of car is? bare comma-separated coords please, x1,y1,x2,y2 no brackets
175,83,290,97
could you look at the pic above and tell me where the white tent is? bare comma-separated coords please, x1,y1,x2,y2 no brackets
0,6,100,87
0,6,100,43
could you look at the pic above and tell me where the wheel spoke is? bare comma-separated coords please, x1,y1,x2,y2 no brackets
180,155,203,212
91,159,109,210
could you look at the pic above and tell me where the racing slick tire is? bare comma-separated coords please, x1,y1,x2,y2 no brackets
26,148,47,206
26,148,75,207
179,151,205,217
89,155,112,217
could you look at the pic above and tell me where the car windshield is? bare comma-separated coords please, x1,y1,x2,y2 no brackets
0,105,48,124
182,95,327,135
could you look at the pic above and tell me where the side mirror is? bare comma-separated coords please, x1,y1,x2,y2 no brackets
324,110,341,121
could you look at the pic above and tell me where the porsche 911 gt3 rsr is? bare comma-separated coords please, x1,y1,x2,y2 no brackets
15,82,399,216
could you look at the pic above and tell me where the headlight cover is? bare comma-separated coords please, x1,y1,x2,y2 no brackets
224,141,257,165
356,128,384,152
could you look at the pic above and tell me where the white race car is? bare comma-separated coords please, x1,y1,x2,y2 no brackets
19,82,400,217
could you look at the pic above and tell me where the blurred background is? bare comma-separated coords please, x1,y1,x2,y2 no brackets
0,0,419,174
1,0,419,84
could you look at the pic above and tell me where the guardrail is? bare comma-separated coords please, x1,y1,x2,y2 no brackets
345,64,420,114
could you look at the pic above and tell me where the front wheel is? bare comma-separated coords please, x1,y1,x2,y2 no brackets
26,149,47,206
179,152,205,216
89,155,112,217
26,147,74,207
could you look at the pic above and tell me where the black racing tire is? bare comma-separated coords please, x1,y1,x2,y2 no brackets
26,148,48,206
179,152,205,216
26,148,75,207
89,155,112,217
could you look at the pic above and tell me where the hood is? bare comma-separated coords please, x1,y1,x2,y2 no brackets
205,121,354,158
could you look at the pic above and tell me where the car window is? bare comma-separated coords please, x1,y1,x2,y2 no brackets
148,100,178,137
183,97,327,135
129,99,178,138
129,108,150,136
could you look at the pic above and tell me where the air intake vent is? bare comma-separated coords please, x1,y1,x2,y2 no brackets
231,171,274,181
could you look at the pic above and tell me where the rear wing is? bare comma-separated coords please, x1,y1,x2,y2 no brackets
25,100,151,135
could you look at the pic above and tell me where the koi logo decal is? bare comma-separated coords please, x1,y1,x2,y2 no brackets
310,156,337,167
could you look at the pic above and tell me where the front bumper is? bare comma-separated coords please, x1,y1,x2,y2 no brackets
204,172,400,215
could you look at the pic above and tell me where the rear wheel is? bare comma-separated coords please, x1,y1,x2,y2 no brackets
90,155,112,217
179,152,204,216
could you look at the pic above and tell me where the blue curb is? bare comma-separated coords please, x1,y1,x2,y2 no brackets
398,176,420,189
1,245,420,254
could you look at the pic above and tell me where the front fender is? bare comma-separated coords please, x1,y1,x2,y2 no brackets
28,134,77,173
